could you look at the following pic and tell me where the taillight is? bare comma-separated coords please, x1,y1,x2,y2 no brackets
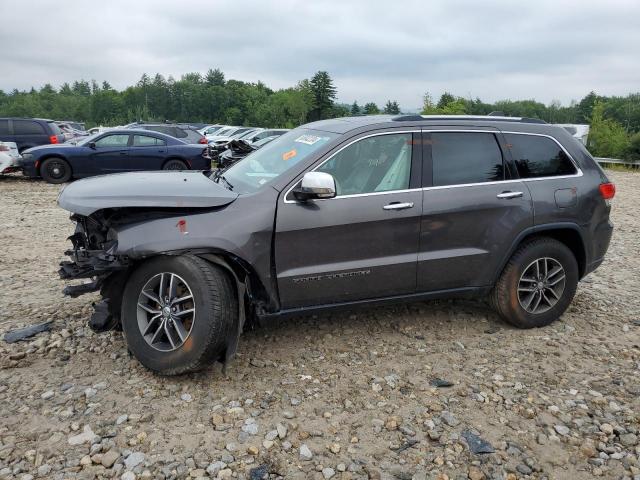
199,137,207,144
50,135,58,144
599,183,615,200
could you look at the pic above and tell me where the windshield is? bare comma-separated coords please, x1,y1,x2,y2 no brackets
214,128,233,137
220,128,338,194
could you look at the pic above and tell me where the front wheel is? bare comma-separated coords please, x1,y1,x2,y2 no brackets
491,237,579,328
40,157,72,184
121,255,237,375
163,159,188,170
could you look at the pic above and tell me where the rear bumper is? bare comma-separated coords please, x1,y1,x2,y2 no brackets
585,219,613,276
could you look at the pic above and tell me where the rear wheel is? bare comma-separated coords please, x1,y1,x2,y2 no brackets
491,237,579,328
40,157,71,184
121,255,236,375
163,159,188,170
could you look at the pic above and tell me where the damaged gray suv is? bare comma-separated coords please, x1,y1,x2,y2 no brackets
58,115,615,375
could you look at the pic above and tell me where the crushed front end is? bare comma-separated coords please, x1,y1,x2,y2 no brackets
59,213,131,331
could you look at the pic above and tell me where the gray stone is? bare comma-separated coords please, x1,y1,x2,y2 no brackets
124,452,145,470
299,444,313,461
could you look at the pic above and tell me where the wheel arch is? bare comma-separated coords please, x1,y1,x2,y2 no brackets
37,154,73,176
494,223,587,283
161,156,190,169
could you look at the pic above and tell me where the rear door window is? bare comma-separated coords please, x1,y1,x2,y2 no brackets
13,120,45,135
132,135,166,147
430,132,504,186
504,133,577,178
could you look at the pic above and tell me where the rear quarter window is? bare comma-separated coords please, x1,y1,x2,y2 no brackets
47,122,63,135
0,119,9,135
13,120,46,135
504,133,577,178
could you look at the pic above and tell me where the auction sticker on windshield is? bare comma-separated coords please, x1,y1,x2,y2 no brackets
294,134,322,145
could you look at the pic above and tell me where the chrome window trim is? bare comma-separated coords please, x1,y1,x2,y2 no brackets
282,129,583,204
283,129,420,204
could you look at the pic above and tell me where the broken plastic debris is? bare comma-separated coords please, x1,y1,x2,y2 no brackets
461,429,495,454
430,378,454,388
3,321,52,343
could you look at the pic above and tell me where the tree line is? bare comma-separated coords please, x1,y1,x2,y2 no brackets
0,69,638,160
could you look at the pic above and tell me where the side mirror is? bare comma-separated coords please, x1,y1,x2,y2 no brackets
88,142,96,149
293,171,336,201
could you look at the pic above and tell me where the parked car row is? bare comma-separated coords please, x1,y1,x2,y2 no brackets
19,129,211,183
1,116,289,183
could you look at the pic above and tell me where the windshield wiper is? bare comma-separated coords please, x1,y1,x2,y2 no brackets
213,168,234,191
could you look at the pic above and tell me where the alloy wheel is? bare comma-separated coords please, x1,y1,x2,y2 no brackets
517,257,566,314
136,272,195,352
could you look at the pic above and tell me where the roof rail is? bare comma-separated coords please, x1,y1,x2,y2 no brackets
391,114,546,124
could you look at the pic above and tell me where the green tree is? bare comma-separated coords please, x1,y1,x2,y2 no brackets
588,102,630,158
350,101,360,116
309,71,337,121
363,102,379,114
205,68,225,87
383,100,400,114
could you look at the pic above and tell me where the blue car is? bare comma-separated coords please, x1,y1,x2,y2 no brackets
19,129,212,184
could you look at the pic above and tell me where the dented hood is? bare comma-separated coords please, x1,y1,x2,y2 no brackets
58,171,238,215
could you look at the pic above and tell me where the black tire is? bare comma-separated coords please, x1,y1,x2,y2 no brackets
121,255,237,375
163,159,188,170
491,237,579,328
40,157,72,184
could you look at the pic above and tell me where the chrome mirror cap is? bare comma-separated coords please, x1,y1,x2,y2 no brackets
293,171,336,201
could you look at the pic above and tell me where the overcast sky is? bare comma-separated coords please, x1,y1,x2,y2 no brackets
1,0,638,110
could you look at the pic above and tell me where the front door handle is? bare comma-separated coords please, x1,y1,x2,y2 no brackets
383,202,414,210
497,191,523,199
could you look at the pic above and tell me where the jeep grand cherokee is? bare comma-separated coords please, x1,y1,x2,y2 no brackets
56,115,614,375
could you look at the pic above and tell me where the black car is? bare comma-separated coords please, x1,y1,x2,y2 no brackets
20,129,211,183
125,123,207,145
56,114,615,375
0,118,65,152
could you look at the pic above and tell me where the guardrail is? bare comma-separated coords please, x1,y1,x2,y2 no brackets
595,157,640,168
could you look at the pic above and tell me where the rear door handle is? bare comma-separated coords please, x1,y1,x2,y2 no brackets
383,202,414,210
496,191,523,199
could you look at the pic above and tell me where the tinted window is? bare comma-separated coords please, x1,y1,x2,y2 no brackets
317,133,412,196
0,120,9,135
431,132,504,186
132,135,165,147
47,122,62,135
13,120,45,135
95,134,129,148
504,133,577,178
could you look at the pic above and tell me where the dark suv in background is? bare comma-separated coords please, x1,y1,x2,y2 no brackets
57,115,614,375
126,123,207,145
0,117,65,152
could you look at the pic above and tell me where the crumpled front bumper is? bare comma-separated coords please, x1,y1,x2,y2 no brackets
59,231,130,297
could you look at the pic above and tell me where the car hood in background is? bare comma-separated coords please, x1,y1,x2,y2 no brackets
58,171,238,215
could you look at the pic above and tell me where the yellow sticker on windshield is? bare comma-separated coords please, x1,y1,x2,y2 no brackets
282,149,297,161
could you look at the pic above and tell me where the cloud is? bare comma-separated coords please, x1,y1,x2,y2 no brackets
0,0,638,110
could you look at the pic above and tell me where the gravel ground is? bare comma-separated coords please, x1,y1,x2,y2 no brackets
0,170,638,480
